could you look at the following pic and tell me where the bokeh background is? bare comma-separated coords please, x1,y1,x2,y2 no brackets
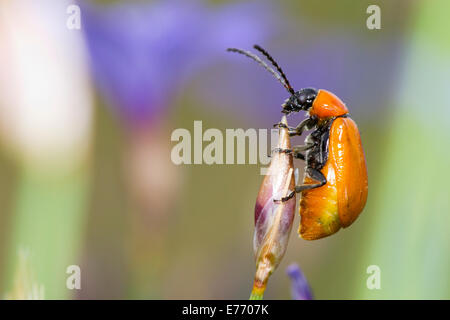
0,0,449,299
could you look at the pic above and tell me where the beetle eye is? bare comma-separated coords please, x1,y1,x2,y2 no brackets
297,95,306,105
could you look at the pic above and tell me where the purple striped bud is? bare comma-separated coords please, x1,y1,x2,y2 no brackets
250,115,296,299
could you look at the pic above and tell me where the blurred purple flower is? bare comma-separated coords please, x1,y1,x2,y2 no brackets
286,263,313,300
80,0,279,128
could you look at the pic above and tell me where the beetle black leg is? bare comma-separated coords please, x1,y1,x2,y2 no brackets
289,117,317,137
274,167,327,203
293,152,305,160
273,190,296,204
273,122,300,136
273,168,326,203
273,122,290,129
289,119,308,136
290,143,313,160
294,167,326,192
271,147,292,155
271,145,311,158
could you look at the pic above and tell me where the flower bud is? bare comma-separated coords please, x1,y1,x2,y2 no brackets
251,115,296,299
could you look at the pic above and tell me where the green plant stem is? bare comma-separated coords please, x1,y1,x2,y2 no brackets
4,166,89,299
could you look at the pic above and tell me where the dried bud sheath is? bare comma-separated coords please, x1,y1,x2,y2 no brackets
251,115,296,299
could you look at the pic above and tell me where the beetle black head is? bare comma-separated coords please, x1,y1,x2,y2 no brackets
282,88,317,114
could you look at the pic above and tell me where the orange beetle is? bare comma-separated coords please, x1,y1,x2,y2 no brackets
227,45,368,240
286,89,368,240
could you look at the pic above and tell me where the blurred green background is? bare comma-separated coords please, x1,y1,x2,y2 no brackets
0,0,448,299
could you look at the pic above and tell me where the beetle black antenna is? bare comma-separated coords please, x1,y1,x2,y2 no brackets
227,47,293,94
253,45,295,95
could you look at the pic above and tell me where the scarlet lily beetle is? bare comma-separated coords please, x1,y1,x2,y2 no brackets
227,45,368,240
